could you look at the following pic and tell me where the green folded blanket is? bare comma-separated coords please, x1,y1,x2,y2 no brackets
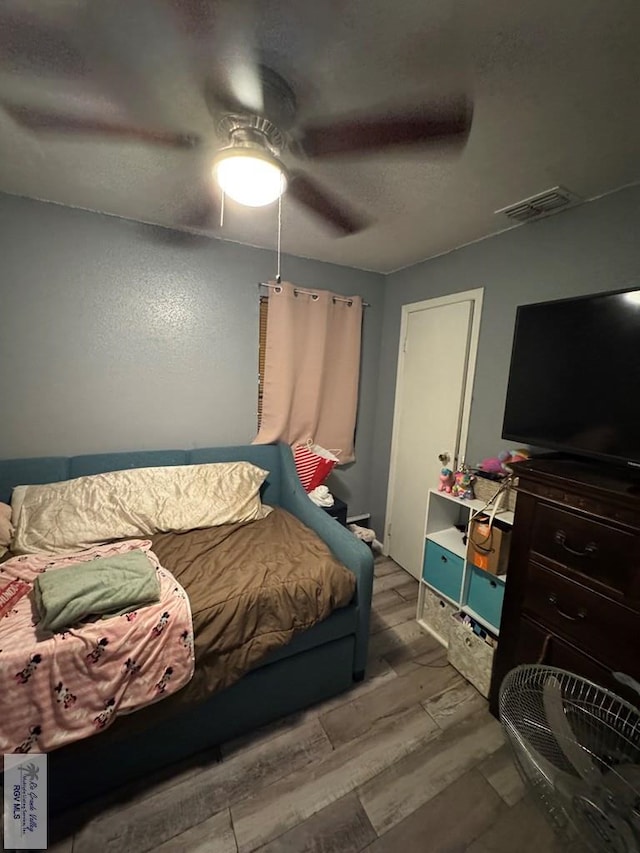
33,550,161,633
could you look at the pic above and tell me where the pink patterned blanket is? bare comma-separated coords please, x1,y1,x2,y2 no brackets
0,540,194,755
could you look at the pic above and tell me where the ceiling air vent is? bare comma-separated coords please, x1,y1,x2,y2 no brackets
495,187,582,223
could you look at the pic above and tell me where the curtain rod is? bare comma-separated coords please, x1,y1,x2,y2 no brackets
259,282,370,307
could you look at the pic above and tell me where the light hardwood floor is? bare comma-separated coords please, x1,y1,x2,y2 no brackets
47,557,565,853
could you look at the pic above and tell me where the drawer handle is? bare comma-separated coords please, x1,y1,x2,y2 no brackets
548,593,587,622
554,529,598,558
440,555,448,563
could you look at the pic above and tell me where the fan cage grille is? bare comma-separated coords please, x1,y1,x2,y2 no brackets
500,666,640,852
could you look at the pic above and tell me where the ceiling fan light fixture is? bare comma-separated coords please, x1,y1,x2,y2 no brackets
213,148,287,207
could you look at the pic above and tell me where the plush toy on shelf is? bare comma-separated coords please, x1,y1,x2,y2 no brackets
451,467,475,500
478,448,530,476
504,448,530,468
436,453,455,493
438,467,455,493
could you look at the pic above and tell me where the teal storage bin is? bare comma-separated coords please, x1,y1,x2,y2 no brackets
422,541,464,602
466,567,505,629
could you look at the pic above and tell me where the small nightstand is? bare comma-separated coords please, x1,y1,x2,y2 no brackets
322,497,348,527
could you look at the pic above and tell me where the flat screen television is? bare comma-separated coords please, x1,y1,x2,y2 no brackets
502,287,640,470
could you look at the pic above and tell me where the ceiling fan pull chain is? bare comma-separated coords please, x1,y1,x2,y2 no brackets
220,191,225,229
275,191,282,284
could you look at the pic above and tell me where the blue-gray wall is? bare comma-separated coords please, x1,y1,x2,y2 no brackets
0,194,384,516
371,184,640,534
3,185,639,534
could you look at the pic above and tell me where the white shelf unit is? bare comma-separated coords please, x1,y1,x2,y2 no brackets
424,488,515,526
427,526,468,559
417,489,513,644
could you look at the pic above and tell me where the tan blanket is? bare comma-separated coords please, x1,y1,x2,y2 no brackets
68,507,355,746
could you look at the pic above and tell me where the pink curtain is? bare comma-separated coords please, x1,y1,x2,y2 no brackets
254,281,363,463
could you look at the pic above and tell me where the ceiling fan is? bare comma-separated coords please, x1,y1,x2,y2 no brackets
0,5,474,236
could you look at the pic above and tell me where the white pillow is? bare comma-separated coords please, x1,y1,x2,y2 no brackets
12,462,271,555
0,501,13,557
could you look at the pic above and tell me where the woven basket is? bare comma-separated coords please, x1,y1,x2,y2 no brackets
473,475,518,513
448,615,496,698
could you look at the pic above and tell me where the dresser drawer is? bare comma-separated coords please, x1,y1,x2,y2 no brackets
524,561,640,671
466,567,504,629
422,541,464,602
513,616,640,708
531,503,639,598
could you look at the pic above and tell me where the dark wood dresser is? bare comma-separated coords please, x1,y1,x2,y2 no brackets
489,456,640,715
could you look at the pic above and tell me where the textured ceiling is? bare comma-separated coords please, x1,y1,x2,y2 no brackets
0,0,639,273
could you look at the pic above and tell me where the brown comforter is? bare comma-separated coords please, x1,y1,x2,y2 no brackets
67,507,355,746
149,507,356,704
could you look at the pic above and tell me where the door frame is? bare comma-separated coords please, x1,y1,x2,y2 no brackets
383,287,484,555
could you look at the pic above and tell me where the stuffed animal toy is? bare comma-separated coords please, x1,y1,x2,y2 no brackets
478,450,511,474
478,448,530,475
438,467,455,493
506,448,530,465
451,469,475,500
0,502,14,556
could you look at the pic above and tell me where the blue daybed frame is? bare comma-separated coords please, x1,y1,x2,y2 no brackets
0,443,374,815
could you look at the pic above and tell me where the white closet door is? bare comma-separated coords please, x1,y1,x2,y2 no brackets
386,298,474,578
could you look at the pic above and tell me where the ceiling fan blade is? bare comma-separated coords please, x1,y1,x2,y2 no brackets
169,0,264,117
0,11,87,77
287,172,368,236
297,98,473,159
77,0,201,126
166,0,217,32
3,104,200,149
